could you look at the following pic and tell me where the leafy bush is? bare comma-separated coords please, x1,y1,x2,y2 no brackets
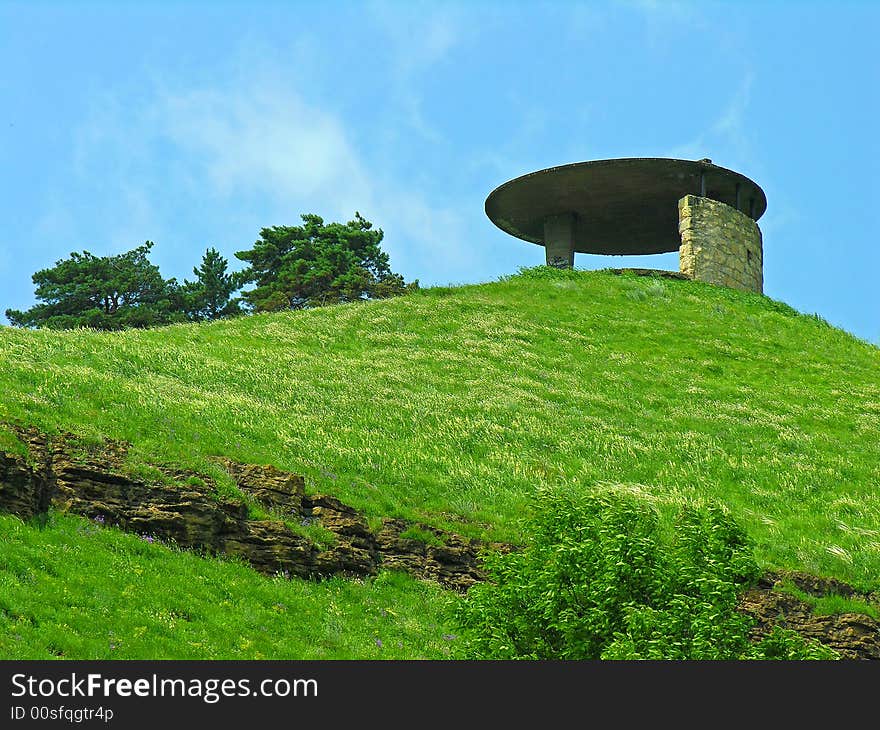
455,486,835,659
743,625,837,660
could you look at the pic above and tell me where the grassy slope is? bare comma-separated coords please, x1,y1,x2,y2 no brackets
1,269,879,657
0,512,455,659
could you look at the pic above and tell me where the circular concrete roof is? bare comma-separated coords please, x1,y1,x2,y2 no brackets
485,157,766,255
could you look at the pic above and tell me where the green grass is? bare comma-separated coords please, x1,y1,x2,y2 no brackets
0,431,24,459
811,595,879,620
2,267,880,657
0,512,457,659
775,579,880,621
399,526,446,547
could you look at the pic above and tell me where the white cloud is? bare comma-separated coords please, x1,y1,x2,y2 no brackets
666,71,756,164
369,0,462,76
156,84,375,221
50,66,479,286
709,72,755,158
366,1,467,144
370,188,474,285
150,79,477,281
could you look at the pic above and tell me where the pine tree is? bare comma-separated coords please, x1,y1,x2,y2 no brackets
234,213,417,312
5,242,184,330
182,247,244,321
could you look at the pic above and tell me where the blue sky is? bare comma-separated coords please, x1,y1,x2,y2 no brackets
2,0,878,341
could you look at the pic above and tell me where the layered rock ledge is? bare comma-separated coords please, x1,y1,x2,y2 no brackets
2,426,878,658
738,572,880,660
0,427,495,592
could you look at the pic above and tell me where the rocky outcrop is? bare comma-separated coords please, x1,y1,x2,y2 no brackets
738,572,880,660
219,459,304,517
2,426,878,656
0,430,53,521
376,518,493,592
0,427,489,591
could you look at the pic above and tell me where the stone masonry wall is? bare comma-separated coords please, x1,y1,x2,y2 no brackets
678,195,763,294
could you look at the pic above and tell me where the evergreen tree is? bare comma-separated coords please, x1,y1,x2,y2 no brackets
235,213,417,312
5,242,184,330
182,247,244,321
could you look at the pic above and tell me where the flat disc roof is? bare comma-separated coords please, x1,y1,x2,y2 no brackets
485,157,767,255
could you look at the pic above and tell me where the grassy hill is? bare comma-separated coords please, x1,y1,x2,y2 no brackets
1,267,879,658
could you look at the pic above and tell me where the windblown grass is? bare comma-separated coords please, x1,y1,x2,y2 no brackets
1,268,879,657
0,512,456,659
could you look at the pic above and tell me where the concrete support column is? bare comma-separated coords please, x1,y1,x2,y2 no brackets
543,213,576,268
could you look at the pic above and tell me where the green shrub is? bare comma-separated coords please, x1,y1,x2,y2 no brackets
744,626,838,660
454,486,835,659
